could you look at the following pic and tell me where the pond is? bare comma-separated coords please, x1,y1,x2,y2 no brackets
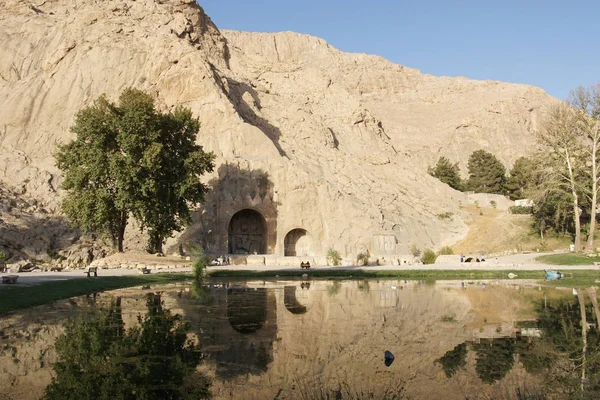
1,279,599,399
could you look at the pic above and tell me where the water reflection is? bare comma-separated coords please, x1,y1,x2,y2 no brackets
178,285,277,380
6,280,600,399
43,293,209,400
435,290,600,398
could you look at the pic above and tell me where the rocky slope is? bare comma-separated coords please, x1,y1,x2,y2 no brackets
0,0,558,260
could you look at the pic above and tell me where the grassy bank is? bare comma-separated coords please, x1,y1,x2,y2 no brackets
536,253,600,265
0,273,191,315
3,268,600,315
209,269,600,288
208,269,544,280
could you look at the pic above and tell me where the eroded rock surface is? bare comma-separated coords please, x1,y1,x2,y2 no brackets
0,0,558,259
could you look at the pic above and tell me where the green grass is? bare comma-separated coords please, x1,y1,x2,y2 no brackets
208,269,543,280
4,268,600,315
536,253,600,265
0,273,191,315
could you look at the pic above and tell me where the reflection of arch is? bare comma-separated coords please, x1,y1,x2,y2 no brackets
284,286,308,314
227,287,268,334
228,209,267,254
284,228,311,256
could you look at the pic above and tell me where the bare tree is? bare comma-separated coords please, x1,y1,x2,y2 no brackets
569,85,600,252
537,103,585,251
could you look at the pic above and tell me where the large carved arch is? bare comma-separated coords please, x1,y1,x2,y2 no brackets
228,209,267,254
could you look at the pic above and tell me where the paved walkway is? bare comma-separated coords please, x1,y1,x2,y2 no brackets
0,251,594,286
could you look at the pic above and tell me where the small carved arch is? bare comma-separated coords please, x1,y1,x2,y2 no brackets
284,228,312,257
284,286,308,315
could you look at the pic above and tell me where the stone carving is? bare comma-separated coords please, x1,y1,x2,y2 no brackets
372,235,398,255
228,209,267,254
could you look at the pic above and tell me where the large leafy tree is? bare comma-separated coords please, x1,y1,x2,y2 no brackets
56,95,129,251
56,89,215,253
465,150,507,194
428,156,463,190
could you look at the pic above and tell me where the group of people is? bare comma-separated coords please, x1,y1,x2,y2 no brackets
211,255,231,266
459,254,486,263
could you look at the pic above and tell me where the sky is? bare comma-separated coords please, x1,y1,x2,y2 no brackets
200,0,599,100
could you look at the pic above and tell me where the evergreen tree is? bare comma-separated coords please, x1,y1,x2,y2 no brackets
428,156,463,190
505,156,535,200
465,150,507,194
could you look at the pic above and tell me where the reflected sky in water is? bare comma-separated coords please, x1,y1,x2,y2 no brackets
1,279,599,399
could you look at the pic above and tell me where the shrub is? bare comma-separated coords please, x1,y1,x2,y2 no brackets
509,206,533,214
490,200,497,208
410,244,421,257
438,246,454,255
422,248,437,264
356,251,369,266
188,246,209,282
437,212,453,220
0,250,6,262
327,248,342,266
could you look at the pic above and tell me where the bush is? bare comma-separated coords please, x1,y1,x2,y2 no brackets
327,248,342,266
490,200,497,208
410,244,421,257
509,206,533,214
422,248,437,264
188,246,209,282
438,246,454,255
437,212,453,220
356,251,369,266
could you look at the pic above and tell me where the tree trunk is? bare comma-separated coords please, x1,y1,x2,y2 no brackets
577,291,588,392
566,148,582,251
117,210,127,252
587,140,598,252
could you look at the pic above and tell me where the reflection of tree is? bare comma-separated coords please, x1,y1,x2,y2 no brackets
473,338,516,384
436,343,467,378
43,294,209,400
515,337,554,376
327,281,342,297
525,298,600,397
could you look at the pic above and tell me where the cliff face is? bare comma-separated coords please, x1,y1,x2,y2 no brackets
0,0,557,259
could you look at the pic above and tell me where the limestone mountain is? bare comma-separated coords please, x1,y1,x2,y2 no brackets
0,0,557,262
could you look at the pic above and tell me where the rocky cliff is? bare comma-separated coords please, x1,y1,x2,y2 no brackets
0,0,557,261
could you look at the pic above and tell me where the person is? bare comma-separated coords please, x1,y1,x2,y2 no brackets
481,255,486,262
460,254,464,263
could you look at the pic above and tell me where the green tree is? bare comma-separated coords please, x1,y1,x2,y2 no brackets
56,95,128,251
436,343,467,377
505,156,535,200
56,89,215,253
124,100,215,253
465,150,507,194
43,295,209,400
428,156,463,190
473,338,516,384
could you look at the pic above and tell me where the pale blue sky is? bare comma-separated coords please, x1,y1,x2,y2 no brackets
200,0,599,100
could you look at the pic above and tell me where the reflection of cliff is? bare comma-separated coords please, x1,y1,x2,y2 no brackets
178,286,277,379
1,281,568,400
